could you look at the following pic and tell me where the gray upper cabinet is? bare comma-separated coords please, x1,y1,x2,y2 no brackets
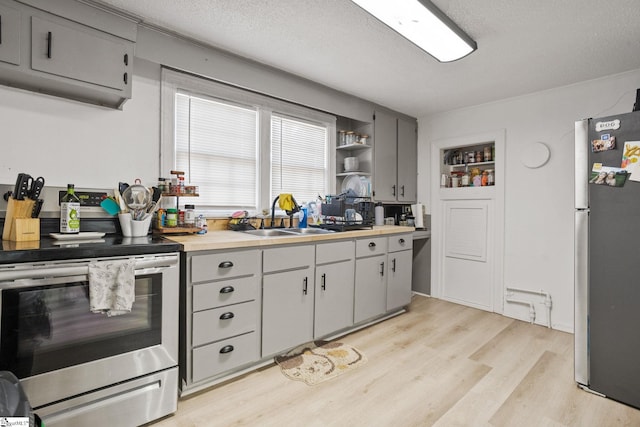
373,110,398,202
0,1,21,65
31,15,131,91
397,117,417,202
373,110,418,203
0,0,136,109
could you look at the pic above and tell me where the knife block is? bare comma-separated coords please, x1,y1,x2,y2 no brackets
2,198,39,241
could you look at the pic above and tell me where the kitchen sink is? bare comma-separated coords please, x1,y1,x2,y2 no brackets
242,228,336,237
242,229,297,237
281,228,336,234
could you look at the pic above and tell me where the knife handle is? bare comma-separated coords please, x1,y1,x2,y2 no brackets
32,199,43,218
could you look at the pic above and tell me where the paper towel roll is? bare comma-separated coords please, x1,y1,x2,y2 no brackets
411,204,424,228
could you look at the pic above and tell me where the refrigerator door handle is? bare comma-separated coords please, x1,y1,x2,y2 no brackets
575,119,589,209
575,209,589,385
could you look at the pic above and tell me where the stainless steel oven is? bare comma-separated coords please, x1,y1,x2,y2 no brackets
0,253,179,427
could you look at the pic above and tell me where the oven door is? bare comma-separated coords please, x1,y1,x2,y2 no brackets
0,254,179,409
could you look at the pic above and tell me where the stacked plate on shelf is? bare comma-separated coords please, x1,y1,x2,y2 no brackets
341,175,371,197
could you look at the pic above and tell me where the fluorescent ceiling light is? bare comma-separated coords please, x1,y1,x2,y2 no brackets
351,0,477,62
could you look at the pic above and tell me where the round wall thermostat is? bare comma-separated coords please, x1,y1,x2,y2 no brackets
521,142,550,168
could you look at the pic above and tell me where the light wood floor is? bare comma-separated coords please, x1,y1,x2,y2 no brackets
150,295,640,426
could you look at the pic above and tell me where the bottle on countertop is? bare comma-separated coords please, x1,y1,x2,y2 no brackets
60,184,81,233
375,202,384,226
298,205,308,228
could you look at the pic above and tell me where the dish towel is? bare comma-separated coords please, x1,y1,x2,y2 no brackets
278,193,295,211
88,259,135,317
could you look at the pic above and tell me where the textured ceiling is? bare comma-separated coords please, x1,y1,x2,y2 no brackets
91,0,640,118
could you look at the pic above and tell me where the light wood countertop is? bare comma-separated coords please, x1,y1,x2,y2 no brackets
165,225,416,252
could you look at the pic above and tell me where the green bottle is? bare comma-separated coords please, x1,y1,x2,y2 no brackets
60,184,81,233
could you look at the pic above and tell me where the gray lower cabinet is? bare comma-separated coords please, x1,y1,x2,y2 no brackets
182,249,261,393
181,233,411,392
354,236,388,323
314,240,355,338
387,233,413,311
0,1,21,65
262,245,315,357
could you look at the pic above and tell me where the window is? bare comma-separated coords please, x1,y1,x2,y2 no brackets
271,114,328,204
175,93,258,209
162,68,336,215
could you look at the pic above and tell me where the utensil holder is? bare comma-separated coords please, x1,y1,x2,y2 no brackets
119,213,151,237
2,198,39,241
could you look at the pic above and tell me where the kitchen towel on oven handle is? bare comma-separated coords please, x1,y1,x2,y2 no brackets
88,259,135,317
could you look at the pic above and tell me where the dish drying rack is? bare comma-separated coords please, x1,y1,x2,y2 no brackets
314,194,374,232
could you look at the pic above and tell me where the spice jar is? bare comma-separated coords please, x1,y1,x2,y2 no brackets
359,134,369,145
484,146,492,162
476,151,483,163
166,208,178,227
184,204,196,226
487,169,495,186
461,171,470,187
481,170,488,186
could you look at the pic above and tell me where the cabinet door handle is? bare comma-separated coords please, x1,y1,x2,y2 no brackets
218,261,234,268
303,277,308,295
399,238,405,244
380,262,385,277
392,258,396,273
401,185,405,197
219,312,235,320
368,242,376,248
219,286,235,294
46,31,52,59
219,345,234,354
321,273,326,290
123,72,128,85
392,185,396,196
124,53,129,66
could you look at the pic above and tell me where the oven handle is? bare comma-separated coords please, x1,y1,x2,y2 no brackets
0,254,178,282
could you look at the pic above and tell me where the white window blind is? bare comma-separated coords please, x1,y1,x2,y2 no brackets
271,114,328,204
175,93,258,210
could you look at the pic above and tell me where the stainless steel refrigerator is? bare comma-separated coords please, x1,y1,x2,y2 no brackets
575,110,640,408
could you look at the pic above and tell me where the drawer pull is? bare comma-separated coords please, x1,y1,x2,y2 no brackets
399,238,405,244
368,242,376,248
219,312,235,320
219,261,234,268
219,345,234,354
46,31,52,59
219,286,235,294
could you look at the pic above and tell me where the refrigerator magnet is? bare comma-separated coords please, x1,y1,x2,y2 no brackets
621,141,640,182
590,163,629,187
591,134,616,152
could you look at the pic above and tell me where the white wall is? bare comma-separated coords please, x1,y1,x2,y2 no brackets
417,68,640,332
0,58,162,189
